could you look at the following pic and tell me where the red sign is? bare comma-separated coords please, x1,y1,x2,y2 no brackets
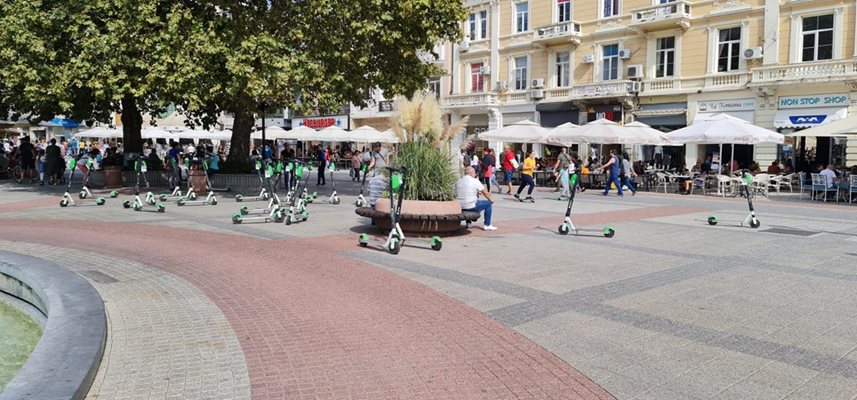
303,118,336,129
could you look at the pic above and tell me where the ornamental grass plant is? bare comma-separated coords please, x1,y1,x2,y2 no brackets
388,91,468,201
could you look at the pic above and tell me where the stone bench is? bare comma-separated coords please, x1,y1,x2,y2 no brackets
355,207,481,234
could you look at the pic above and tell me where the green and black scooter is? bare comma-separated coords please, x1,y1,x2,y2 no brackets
232,159,283,224
160,158,189,202
325,162,340,205
558,172,615,238
60,155,106,207
177,154,218,206
235,157,270,202
123,156,165,212
708,170,760,229
354,163,369,207
237,160,282,217
359,166,442,254
283,161,310,225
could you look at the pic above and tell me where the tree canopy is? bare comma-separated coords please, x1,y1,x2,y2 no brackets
0,0,464,158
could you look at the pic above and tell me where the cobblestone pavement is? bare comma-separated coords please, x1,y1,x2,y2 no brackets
4,172,857,399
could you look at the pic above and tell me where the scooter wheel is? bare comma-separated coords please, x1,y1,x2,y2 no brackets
110,191,119,198
133,204,142,211
431,236,442,251
232,214,242,224
262,193,270,200
273,211,285,223
209,198,217,205
96,198,106,206
177,199,186,206
332,197,340,205
603,227,615,238
707,216,718,226
189,193,197,200
123,200,131,209
388,238,401,255
157,204,165,213
60,199,68,207
558,224,570,235
358,233,369,247
285,217,292,225
79,191,88,199
355,199,366,207
235,194,244,202
159,194,168,201
240,206,249,215
749,219,761,229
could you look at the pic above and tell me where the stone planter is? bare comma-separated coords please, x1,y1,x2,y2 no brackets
373,199,463,234
102,166,122,188
188,169,207,194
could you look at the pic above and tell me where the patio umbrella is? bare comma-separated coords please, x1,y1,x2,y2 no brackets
623,121,680,146
478,119,551,144
784,113,857,138
251,125,290,140
141,127,173,140
349,126,400,144
307,125,350,142
74,127,122,139
549,118,640,145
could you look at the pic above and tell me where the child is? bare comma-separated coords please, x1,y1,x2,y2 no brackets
36,149,47,186
559,163,571,199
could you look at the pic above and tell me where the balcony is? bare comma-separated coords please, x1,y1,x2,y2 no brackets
630,0,691,32
642,79,681,93
441,93,498,108
533,22,582,46
704,72,750,89
571,81,640,99
751,60,857,85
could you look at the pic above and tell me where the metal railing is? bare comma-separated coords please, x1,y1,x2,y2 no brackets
752,60,857,83
631,0,691,24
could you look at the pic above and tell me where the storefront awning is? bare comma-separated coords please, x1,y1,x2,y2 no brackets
693,111,753,124
633,108,687,117
773,107,847,129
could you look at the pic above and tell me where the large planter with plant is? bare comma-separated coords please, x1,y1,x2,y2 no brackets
364,92,469,234
101,153,124,188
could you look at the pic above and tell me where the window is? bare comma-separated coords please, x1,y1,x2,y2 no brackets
514,57,528,90
428,78,441,99
515,2,529,33
717,27,741,72
655,37,675,78
557,0,571,23
602,0,619,18
657,0,675,3
470,63,484,92
555,52,571,87
602,44,619,81
468,10,488,40
802,14,834,62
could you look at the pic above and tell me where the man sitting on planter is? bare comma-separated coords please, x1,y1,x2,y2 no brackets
456,166,497,231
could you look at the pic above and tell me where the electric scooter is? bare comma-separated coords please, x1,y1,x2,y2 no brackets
325,162,340,205
238,161,282,216
177,154,218,206
59,155,106,207
358,166,442,254
159,158,188,202
557,173,615,238
707,170,760,229
235,157,270,202
232,159,283,224
123,156,165,212
283,161,311,225
354,163,369,207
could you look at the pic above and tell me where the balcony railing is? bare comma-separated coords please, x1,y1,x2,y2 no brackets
572,81,640,98
704,72,750,89
534,21,583,45
441,93,498,107
630,0,691,31
642,79,680,93
500,92,530,104
752,60,857,84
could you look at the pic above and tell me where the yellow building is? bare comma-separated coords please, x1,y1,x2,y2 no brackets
443,0,857,168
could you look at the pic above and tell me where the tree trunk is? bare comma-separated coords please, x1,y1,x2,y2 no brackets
229,107,254,163
121,95,144,154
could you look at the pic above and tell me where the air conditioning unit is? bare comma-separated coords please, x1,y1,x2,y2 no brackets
531,78,545,88
618,49,632,59
479,65,491,75
582,54,596,64
530,89,545,99
495,80,508,91
627,64,644,80
459,41,470,51
743,47,763,60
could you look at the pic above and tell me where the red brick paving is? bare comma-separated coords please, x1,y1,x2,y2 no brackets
2,218,617,400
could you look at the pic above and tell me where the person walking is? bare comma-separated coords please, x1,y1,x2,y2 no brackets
167,142,183,191
621,152,637,196
45,138,63,185
502,146,516,194
351,151,362,182
597,149,624,197
480,148,496,191
514,150,537,202
367,142,389,177
553,147,572,192
456,166,497,231
316,145,327,185
14,136,36,183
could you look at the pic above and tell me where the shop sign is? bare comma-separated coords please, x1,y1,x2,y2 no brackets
777,94,849,109
295,117,345,129
697,99,755,113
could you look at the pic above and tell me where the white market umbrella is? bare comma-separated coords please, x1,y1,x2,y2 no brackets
478,119,551,144
74,127,122,139
141,127,173,140
549,118,640,145
251,125,290,140
661,113,784,145
623,121,680,146
307,125,350,142
785,114,857,138
283,125,316,141
349,126,399,143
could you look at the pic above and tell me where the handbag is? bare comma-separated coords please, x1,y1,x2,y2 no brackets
510,158,519,170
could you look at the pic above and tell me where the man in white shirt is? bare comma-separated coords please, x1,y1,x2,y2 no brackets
456,166,496,231
820,164,838,189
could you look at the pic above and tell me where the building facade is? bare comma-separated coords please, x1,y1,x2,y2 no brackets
442,0,857,168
